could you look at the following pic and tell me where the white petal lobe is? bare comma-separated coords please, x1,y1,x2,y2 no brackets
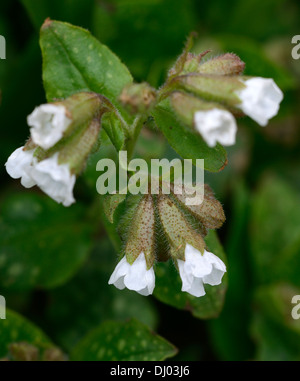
194,108,237,147
236,77,283,126
178,243,226,297
28,153,75,207
5,146,36,188
108,252,155,296
28,104,72,149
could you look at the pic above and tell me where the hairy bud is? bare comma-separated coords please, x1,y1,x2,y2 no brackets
197,53,245,76
123,194,156,269
119,82,157,115
157,194,206,260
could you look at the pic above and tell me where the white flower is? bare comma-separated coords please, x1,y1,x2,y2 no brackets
28,104,72,150
194,108,237,147
108,252,155,296
236,77,283,126
5,146,36,188
28,153,75,207
177,243,226,297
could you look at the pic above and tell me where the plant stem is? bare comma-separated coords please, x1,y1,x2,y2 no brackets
125,115,145,160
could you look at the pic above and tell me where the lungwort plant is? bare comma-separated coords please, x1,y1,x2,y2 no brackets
3,18,283,361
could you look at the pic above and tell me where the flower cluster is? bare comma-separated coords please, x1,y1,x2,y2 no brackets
5,92,103,206
169,52,284,147
109,244,226,298
108,185,227,298
6,147,76,206
4,43,284,301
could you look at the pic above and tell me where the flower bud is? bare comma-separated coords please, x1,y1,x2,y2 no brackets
123,195,156,269
180,51,211,75
171,184,225,230
197,53,245,76
119,82,157,114
157,194,206,260
28,92,103,150
174,73,245,108
169,46,245,76
167,32,201,77
57,118,101,175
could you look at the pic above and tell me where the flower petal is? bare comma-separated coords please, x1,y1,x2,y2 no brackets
202,250,226,286
108,253,155,296
185,243,213,278
29,153,75,206
184,277,206,297
28,104,72,149
108,256,130,290
178,244,226,297
236,77,283,126
5,147,36,188
194,108,237,147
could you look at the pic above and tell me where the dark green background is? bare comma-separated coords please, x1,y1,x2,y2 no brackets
0,0,300,361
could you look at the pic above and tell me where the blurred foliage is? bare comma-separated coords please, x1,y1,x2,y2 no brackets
70,319,177,361
0,0,300,361
0,192,95,290
0,309,55,358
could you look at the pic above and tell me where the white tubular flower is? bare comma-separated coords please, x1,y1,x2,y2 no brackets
236,77,284,126
5,146,36,188
28,153,75,207
194,108,237,147
108,252,155,296
28,104,72,150
177,243,226,297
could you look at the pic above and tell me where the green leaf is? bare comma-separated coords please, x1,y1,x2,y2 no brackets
39,19,133,152
153,230,227,319
0,192,94,290
70,318,177,361
103,193,127,224
40,19,133,108
0,309,53,358
152,102,228,172
101,111,127,152
250,175,300,286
